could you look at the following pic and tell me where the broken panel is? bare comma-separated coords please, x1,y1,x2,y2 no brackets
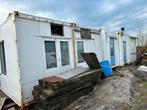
51,23,64,36
81,28,91,39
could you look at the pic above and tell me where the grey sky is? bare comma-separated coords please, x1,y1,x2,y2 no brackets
0,0,147,34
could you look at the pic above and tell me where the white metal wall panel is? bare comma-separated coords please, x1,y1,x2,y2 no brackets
64,26,72,38
0,17,22,105
92,34,103,61
15,18,74,103
39,22,51,36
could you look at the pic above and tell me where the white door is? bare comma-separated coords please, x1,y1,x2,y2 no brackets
57,39,72,73
44,39,72,74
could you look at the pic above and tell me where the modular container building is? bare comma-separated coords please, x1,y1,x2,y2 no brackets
0,11,137,107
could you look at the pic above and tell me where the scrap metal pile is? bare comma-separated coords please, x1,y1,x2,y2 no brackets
136,47,147,65
33,69,101,110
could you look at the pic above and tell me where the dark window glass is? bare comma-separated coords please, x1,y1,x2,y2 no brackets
77,41,84,63
45,41,57,69
0,41,6,74
51,23,63,36
110,38,115,56
60,41,70,66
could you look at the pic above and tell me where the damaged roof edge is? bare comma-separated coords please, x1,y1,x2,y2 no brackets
16,11,101,32
123,33,138,39
14,11,72,26
0,11,101,32
0,11,16,28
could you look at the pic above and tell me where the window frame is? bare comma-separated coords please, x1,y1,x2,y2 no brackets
0,41,6,75
77,41,84,63
44,41,57,69
50,23,64,36
60,41,70,66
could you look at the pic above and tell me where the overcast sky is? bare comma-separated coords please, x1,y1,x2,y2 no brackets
0,0,147,34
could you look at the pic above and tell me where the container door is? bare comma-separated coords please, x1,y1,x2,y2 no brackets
123,41,127,63
57,39,72,73
110,38,115,66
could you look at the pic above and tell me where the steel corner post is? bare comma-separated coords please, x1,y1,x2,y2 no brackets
117,32,123,66
100,28,107,60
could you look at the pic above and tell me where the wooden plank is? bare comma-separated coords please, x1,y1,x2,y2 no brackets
34,69,100,110
57,67,90,79
0,97,6,110
0,89,8,110
81,53,101,69
2,102,16,110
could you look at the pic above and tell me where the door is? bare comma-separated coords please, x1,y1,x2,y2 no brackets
123,41,127,63
44,39,72,73
58,40,71,72
110,38,115,66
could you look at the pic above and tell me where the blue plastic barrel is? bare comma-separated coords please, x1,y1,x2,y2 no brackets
100,60,113,77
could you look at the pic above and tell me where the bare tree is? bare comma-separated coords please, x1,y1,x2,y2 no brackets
136,21,146,46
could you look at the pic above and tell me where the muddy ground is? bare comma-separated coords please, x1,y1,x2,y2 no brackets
64,65,147,110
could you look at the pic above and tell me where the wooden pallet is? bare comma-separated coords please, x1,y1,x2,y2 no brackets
33,69,101,110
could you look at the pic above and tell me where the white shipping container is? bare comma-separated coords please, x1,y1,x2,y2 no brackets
0,11,137,108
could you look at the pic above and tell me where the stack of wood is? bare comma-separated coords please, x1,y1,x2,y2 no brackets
141,49,147,66
33,69,101,110
136,47,147,65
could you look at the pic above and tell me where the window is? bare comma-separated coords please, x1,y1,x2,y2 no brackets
44,41,57,69
60,41,70,66
0,41,6,74
110,38,115,65
77,41,84,63
81,28,91,39
51,23,63,36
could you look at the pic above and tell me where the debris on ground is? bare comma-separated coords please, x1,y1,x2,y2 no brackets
138,65,147,72
32,65,147,110
129,66,147,81
64,66,146,110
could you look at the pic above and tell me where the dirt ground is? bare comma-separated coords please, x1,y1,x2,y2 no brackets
64,65,147,110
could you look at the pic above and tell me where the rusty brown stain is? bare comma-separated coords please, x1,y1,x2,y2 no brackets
42,76,65,83
81,28,91,39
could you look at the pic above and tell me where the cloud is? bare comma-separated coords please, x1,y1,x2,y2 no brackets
0,1,29,22
34,11,57,20
0,0,147,34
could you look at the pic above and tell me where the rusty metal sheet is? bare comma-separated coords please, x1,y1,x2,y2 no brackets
81,28,91,39
81,53,101,69
42,76,65,83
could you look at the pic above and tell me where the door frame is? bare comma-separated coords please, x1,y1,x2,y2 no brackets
43,38,72,74
110,37,115,66
57,39,72,73
123,41,127,63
